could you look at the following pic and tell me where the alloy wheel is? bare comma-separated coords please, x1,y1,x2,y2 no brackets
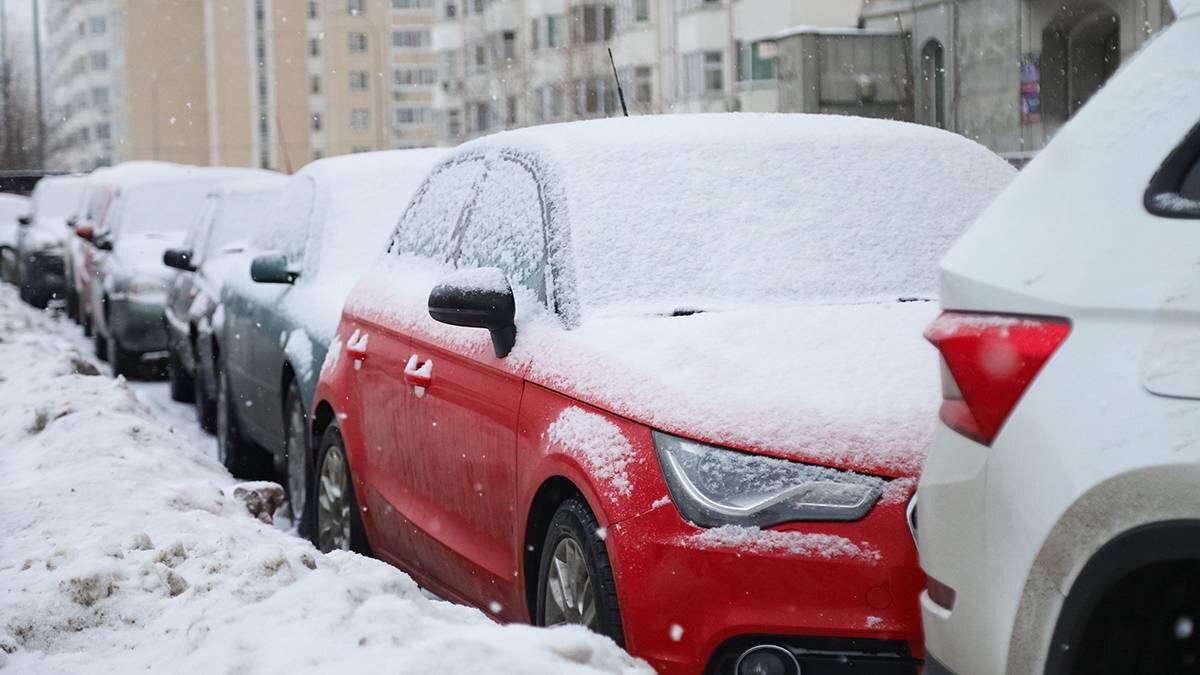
317,444,352,552
543,537,598,630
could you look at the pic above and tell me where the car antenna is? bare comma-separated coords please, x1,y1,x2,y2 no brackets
607,48,629,117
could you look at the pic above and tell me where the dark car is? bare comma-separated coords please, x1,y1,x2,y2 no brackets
162,175,285,428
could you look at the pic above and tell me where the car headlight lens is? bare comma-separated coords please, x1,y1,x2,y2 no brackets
653,431,885,527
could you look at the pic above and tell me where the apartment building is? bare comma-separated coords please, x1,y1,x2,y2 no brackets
431,0,862,144
45,0,437,172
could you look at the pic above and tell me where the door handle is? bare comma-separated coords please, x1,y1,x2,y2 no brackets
346,329,369,367
404,354,433,397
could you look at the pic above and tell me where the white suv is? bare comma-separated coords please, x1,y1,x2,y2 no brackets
918,9,1200,675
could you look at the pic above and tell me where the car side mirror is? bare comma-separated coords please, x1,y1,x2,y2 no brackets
428,267,517,358
75,225,95,241
163,248,196,272
250,253,298,284
66,215,79,228
93,234,114,252
17,214,31,227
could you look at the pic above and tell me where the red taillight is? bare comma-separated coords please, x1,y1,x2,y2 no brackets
924,312,1071,446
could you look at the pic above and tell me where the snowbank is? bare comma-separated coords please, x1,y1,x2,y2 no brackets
0,288,648,674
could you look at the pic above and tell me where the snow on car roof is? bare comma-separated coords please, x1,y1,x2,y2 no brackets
31,174,90,221
454,113,1016,322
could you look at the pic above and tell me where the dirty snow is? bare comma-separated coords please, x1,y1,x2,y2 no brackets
546,407,638,497
0,287,648,674
685,526,881,563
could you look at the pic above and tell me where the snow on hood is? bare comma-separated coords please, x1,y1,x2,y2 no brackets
526,302,942,478
0,286,648,674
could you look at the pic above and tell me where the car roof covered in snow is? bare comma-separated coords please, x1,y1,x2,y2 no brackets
448,113,1015,322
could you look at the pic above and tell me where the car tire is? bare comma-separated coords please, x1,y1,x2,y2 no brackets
107,332,138,378
313,423,370,554
66,289,78,322
193,365,217,433
535,497,625,646
284,380,313,535
167,350,195,403
216,367,262,478
82,308,93,337
93,330,108,362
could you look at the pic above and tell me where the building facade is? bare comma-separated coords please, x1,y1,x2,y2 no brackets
45,0,439,172
429,0,864,145
861,0,1176,161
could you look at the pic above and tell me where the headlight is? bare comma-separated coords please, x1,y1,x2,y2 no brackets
653,431,885,527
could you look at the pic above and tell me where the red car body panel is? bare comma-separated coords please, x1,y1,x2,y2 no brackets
316,296,925,674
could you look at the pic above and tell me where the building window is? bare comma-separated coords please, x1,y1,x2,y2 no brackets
634,0,649,21
394,67,437,86
392,30,430,48
96,123,111,140
633,65,651,105
736,41,775,82
683,50,722,96
350,70,370,92
572,4,614,43
90,51,109,70
575,77,616,115
678,0,722,10
351,108,371,130
392,0,434,7
92,87,110,105
444,1,458,19
469,101,492,132
307,0,318,19
446,108,462,137
471,43,488,71
348,0,366,15
312,112,323,131
309,37,321,56
506,95,518,125
394,107,432,125
311,75,322,95
921,39,946,129
502,31,517,60
531,16,563,50
349,32,368,52
437,49,459,80
88,16,107,33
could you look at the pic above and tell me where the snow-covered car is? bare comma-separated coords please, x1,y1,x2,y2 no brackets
214,149,446,521
310,114,1015,675
162,175,286,427
66,162,181,331
17,174,89,308
81,167,270,376
0,192,30,284
917,12,1200,675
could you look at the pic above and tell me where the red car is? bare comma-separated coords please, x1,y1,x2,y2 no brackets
311,114,1015,674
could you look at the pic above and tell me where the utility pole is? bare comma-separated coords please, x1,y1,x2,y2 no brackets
31,0,47,168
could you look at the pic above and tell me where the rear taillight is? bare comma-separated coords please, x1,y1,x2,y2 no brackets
924,312,1071,446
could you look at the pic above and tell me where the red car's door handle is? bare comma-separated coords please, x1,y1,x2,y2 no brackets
403,354,433,396
346,330,369,362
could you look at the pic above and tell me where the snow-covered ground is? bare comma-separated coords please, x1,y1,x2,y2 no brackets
0,286,649,674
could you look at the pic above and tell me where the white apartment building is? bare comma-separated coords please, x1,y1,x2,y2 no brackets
45,0,123,171
431,0,863,144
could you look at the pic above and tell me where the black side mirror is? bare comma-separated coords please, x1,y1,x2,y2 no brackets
163,248,196,272
66,215,79,228
428,267,517,358
16,214,31,227
93,235,114,252
250,253,298,284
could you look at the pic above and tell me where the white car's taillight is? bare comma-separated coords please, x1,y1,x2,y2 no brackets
924,312,1071,446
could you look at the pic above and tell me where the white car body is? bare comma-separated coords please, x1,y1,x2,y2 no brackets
918,13,1200,675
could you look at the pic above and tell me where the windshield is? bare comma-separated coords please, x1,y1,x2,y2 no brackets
203,186,280,260
547,116,1014,318
116,179,217,238
32,178,87,223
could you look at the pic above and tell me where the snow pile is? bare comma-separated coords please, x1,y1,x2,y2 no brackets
0,288,648,674
546,407,639,497
684,526,881,562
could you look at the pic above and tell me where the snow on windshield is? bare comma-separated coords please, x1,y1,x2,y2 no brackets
117,179,222,238
32,176,88,222
462,114,1015,319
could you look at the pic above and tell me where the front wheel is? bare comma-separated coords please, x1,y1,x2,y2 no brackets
216,368,261,478
283,380,313,534
167,349,195,402
314,424,369,554
535,498,625,646
107,332,138,378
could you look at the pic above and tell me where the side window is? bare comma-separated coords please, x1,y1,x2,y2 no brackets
186,197,219,264
1147,122,1200,219
391,157,486,261
455,157,547,300
266,176,315,262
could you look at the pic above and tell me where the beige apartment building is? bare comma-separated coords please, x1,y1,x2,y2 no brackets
46,0,438,172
